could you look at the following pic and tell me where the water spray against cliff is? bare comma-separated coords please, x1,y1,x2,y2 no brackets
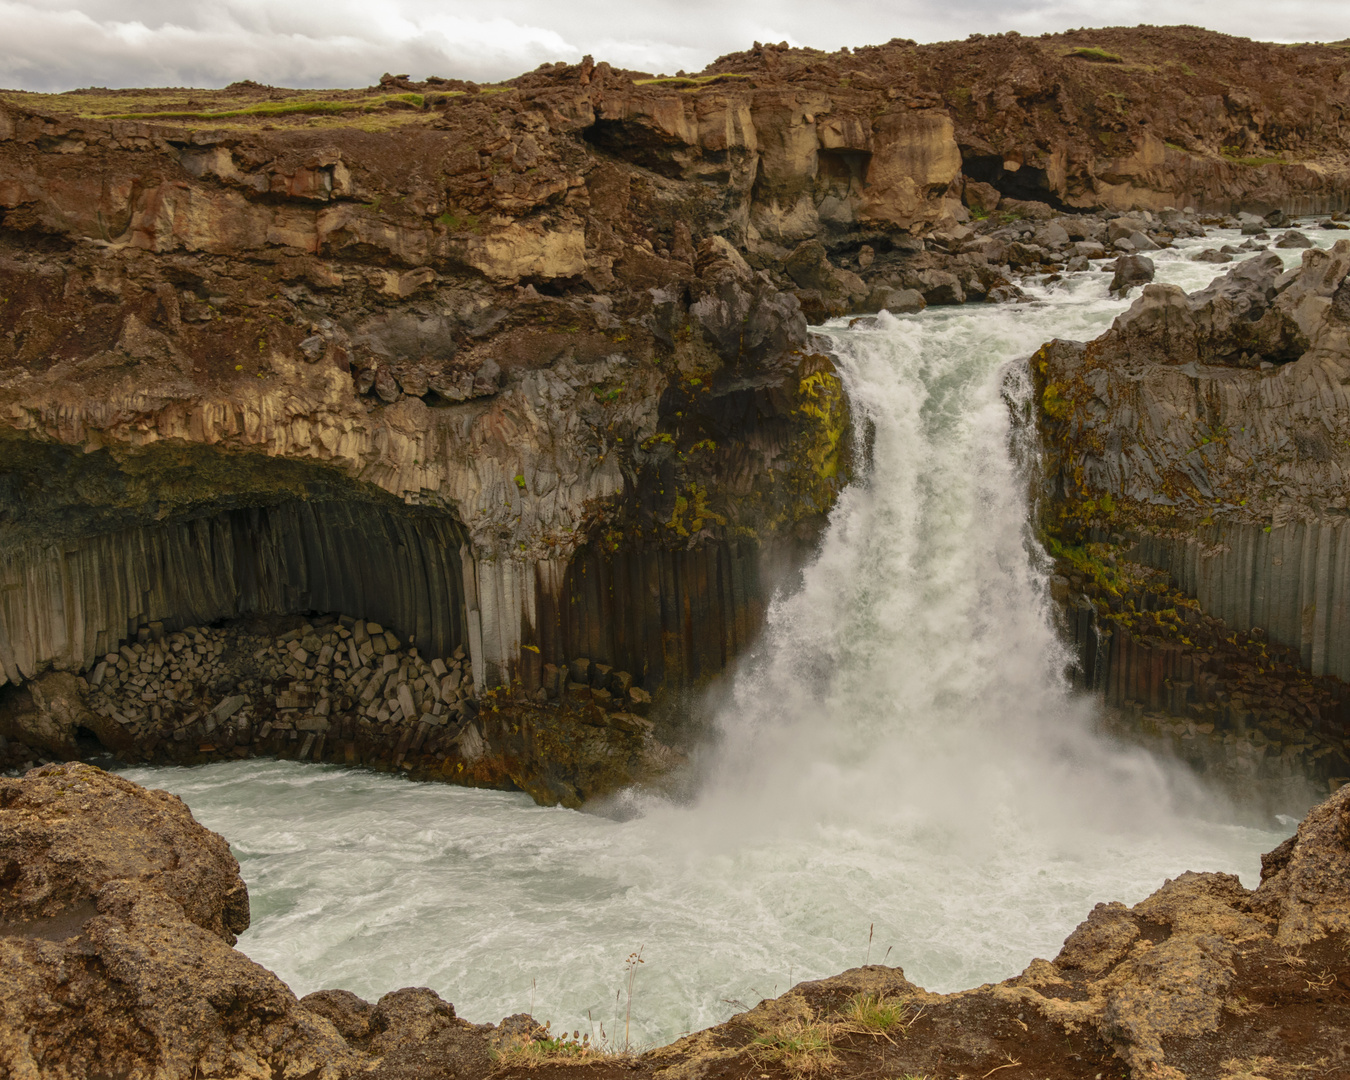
117,236,1332,1046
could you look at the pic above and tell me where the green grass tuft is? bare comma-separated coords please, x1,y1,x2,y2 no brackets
842,992,906,1032
1068,46,1124,63
750,1018,835,1075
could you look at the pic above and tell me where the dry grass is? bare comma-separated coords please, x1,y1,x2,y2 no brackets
105,92,426,120
492,1033,626,1070
749,1016,837,1076
0,86,445,133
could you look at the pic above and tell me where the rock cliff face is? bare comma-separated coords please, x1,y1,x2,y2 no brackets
4,762,1349,1079
1035,240,1350,795
2,26,1349,795
0,71,855,789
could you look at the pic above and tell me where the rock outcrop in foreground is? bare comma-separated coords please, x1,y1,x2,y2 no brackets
3,761,1349,1079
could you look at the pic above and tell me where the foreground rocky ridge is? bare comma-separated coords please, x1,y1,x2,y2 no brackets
3,762,1349,1079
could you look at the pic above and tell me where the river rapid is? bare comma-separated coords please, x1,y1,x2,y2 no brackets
123,226,1335,1047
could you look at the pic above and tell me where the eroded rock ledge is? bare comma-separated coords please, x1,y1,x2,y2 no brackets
2,762,1348,1079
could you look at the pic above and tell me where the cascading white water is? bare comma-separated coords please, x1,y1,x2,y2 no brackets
121,228,1328,1047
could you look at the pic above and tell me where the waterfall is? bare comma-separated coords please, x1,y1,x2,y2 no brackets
121,236,1308,1047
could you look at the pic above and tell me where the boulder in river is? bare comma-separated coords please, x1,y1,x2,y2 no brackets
1276,229,1314,248
1108,253,1155,297
861,286,926,315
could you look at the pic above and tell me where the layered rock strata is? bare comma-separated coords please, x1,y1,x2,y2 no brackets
4,762,1349,1079
4,25,1350,797
0,79,854,767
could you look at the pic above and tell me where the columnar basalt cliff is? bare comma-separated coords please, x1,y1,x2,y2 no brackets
4,762,1349,1078
1034,240,1350,794
2,25,1350,795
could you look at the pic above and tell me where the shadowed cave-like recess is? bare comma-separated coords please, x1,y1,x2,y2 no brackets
0,441,790,707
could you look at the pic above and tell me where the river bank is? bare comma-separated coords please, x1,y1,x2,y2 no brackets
3,760,1347,1079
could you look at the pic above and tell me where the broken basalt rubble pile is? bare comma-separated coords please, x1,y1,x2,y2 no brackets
83,615,479,761
1034,238,1350,796
4,762,1349,1079
1,612,673,807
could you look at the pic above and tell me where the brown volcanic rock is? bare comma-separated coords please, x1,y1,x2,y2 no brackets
0,756,249,941
1254,780,1350,944
723,27,1350,215
0,761,558,1079
0,761,363,1079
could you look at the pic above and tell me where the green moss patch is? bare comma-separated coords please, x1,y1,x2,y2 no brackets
1068,46,1124,63
632,73,753,89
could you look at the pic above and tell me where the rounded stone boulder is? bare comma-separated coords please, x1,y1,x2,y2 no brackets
1108,253,1155,297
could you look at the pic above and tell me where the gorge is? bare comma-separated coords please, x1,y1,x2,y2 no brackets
3,23,1350,1080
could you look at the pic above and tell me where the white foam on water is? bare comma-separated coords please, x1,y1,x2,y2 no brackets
122,222,1338,1047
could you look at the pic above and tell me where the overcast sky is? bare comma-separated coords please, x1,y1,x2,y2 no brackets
1,0,1346,92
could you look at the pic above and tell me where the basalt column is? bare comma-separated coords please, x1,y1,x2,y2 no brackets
0,499,472,686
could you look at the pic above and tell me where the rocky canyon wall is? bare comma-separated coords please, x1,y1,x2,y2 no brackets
3,25,1349,791
1035,241,1350,793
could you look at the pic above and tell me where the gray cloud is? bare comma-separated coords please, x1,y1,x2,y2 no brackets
1,0,1345,92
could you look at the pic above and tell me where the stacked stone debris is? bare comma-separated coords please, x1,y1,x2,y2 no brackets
0,612,671,805
80,614,479,766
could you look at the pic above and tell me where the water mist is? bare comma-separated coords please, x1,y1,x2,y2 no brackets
123,236,1314,1046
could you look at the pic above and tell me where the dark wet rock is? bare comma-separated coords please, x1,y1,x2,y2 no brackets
783,239,867,310
1108,253,1155,297
1126,230,1159,252
908,268,965,305
860,286,926,315
986,282,1029,303
1276,229,1314,249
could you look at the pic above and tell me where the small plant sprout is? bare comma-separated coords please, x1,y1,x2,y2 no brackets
624,946,645,1050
